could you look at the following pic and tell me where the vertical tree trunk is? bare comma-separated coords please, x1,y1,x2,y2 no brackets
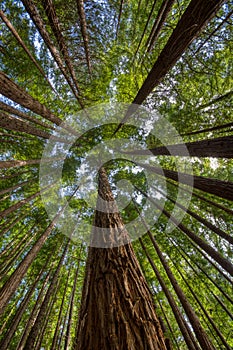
75,167,168,350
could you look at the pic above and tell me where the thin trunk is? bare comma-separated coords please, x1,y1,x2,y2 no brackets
195,10,233,54
76,0,92,73
147,0,176,52
0,178,34,196
34,279,60,350
21,0,84,107
116,0,124,39
169,237,233,303
51,269,71,350
0,170,31,180
166,178,233,216
139,238,200,350
146,230,216,350
181,121,233,137
0,213,27,237
137,162,233,201
0,266,45,350
124,135,233,158
0,157,60,169
75,167,167,350
64,261,80,350
41,0,84,90
174,261,231,350
0,190,74,315
23,241,69,350
0,101,54,130
0,10,58,95
135,0,158,57
0,111,68,142
0,184,52,219
136,187,233,276
133,0,226,105
16,268,51,350
153,185,233,244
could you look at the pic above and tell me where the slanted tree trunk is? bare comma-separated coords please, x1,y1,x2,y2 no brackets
137,162,233,201
124,135,233,158
75,167,167,350
23,240,69,350
133,0,226,105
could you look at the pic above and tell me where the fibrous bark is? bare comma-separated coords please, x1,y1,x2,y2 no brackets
75,167,168,350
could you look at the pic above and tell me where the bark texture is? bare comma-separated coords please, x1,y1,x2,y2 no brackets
75,167,168,350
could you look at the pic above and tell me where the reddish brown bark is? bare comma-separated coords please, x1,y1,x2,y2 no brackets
75,167,167,350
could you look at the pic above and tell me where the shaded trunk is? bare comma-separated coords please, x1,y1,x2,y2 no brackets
139,238,200,350
41,0,83,91
133,0,226,105
146,230,216,350
0,101,54,130
75,167,167,350
16,269,51,350
0,72,62,125
23,240,69,350
0,266,44,350
0,10,57,94
124,135,233,158
137,186,233,276
137,162,233,201
147,0,175,52
21,0,84,107
51,269,71,350
135,0,158,56
76,0,92,73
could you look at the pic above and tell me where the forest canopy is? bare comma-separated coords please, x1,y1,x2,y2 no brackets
0,0,233,349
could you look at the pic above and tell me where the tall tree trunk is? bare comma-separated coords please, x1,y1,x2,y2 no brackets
21,0,84,107
146,230,216,350
23,240,69,350
76,0,92,73
137,162,233,201
0,101,54,130
146,0,175,52
0,10,57,94
139,238,200,350
133,0,226,105
75,167,167,350
124,135,233,158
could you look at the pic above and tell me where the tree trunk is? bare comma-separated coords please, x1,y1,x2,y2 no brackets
75,167,168,350
138,162,233,201
0,101,54,130
147,0,175,52
0,10,57,94
21,0,84,107
76,0,92,73
146,230,216,350
133,0,226,105
139,238,200,350
23,240,69,350
0,72,62,125
124,135,233,158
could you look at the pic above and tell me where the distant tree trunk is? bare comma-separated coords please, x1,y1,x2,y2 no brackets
76,0,92,73
0,101,54,130
147,0,175,52
23,240,69,350
0,10,56,93
75,167,168,350
21,0,84,107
